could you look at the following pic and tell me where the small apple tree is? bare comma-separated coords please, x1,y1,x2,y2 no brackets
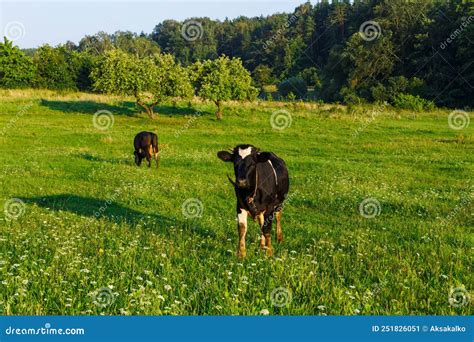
192,56,257,120
92,50,192,119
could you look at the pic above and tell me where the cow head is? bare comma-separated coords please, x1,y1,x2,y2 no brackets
217,145,272,189
134,150,145,166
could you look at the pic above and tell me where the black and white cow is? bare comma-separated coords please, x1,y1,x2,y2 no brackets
217,144,289,257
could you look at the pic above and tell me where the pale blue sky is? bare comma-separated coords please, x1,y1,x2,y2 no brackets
0,0,311,48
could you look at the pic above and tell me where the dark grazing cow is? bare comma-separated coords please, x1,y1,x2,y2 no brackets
217,144,289,257
134,131,159,168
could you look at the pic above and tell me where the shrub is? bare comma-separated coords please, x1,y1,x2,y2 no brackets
252,64,276,89
278,77,307,99
392,93,435,111
73,52,98,92
33,45,78,90
298,67,321,88
0,38,36,88
340,86,365,105
371,77,431,104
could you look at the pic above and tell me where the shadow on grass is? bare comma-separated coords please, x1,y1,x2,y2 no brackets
24,194,215,238
40,99,137,116
40,99,208,117
154,105,203,117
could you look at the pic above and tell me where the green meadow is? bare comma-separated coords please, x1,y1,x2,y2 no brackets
0,90,472,315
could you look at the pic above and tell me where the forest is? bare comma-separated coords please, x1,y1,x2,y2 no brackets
1,0,473,108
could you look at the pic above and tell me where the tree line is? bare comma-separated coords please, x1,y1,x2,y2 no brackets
1,0,472,110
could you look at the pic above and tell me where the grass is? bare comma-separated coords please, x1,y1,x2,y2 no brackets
0,89,472,315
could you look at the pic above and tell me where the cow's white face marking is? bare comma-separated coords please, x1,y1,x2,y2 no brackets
238,147,252,159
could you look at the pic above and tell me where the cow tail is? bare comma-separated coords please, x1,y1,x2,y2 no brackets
153,134,160,169
153,135,159,154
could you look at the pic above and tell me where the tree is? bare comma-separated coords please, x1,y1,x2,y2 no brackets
78,31,114,55
73,51,98,91
278,76,307,99
252,64,276,89
91,50,193,119
192,56,257,119
113,31,161,58
298,67,321,88
0,37,36,88
33,45,78,90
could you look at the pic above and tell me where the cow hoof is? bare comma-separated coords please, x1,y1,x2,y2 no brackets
237,249,246,258
262,246,273,256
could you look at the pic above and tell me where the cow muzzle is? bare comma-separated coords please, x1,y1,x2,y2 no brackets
236,179,248,189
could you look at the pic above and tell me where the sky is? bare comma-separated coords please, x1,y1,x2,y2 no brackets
0,0,312,48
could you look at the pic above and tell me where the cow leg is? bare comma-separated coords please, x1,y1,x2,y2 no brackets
237,209,247,258
144,145,152,167
257,213,265,249
276,211,283,243
262,212,274,256
155,150,160,169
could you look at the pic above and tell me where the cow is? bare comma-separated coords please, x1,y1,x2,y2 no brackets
217,144,289,258
133,131,160,168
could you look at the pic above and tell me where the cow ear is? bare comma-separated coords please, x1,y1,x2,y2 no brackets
256,152,272,163
217,151,233,162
